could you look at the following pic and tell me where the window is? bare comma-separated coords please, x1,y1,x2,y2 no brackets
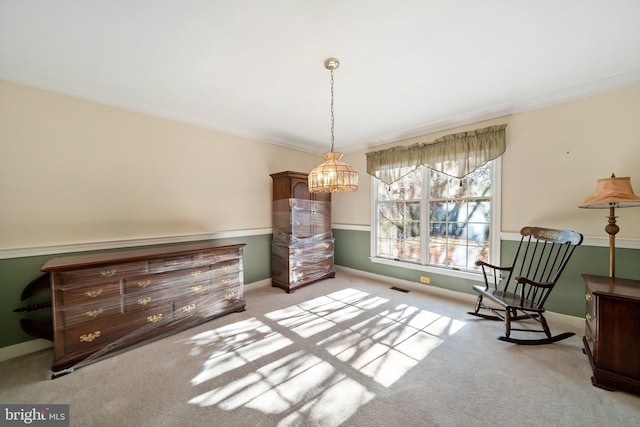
372,160,499,277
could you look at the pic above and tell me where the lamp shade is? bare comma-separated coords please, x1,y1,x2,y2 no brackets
308,152,358,193
579,175,640,209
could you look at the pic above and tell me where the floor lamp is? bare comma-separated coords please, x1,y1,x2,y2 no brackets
580,174,640,278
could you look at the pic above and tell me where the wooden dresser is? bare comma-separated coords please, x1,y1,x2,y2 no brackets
270,171,335,293
582,274,640,394
41,240,246,376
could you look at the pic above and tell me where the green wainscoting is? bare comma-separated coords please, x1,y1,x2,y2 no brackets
4,229,640,351
333,228,640,318
0,234,272,349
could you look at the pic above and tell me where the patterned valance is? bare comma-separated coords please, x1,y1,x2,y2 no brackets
366,124,507,185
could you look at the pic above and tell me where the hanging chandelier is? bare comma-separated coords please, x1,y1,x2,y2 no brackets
308,58,358,193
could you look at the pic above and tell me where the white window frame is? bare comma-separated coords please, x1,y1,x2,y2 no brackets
370,158,501,281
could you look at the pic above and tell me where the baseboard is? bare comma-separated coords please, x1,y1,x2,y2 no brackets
335,265,477,303
245,278,272,290
0,339,53,363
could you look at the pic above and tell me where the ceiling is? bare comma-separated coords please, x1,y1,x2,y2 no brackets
1,1,639,154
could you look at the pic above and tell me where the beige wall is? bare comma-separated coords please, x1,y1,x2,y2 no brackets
0,80,318,249
4,80,640,249
332,85,640,240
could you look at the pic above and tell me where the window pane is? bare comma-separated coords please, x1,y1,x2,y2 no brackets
378,202,402,221
448,244,468,269
468,223,489,247
428,239,446,266
468,246,489,270
405,238,420,261
467,164,492,197
377,239,392,257
378,168,422,201
378,220,397,239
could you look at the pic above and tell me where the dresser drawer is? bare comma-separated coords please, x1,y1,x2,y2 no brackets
124,292,173,312
148,255,194,273
210,260,240,276
193,248,241,266
57,281,121,307
178,292,243,320
63,315,135,355
128,304,174,329
123,268,210,294
59,262,145,284
63,303,173,354
60,302,122,328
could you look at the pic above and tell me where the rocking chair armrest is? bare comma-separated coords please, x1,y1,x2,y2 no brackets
514,276,554,289
474,260,513,272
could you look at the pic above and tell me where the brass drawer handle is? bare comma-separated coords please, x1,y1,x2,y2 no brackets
191,270,202,277
586,313,592,322
586,335,593,343
137,279,151,288
191,285,202,292
100,269,116,278
585,293,592,303
80,331,101,343
84,289,103,298
164,260,179,267
221,278,231,285
181,304,196,313
85,309,104,318
138,297,152,306
147,314,163,323
225,292,236,301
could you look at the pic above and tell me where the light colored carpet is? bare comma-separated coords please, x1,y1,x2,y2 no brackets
2,269,639,426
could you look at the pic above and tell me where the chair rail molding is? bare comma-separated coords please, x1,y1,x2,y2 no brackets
0,228,273,260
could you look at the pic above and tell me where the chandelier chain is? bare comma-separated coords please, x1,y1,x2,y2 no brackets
330,69,335,153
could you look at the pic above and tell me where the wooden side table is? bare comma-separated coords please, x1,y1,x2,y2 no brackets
582,274,640,394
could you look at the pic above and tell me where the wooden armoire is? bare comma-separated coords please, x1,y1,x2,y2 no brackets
270,171,335,292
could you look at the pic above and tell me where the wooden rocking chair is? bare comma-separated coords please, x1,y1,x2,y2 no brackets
468,226,583,345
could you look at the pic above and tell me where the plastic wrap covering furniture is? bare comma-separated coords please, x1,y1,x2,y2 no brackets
41,241,246,377
272,199,332,245
271,197,335,292
271,239,335,288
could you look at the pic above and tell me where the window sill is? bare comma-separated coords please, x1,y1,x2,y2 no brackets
369,256,490,282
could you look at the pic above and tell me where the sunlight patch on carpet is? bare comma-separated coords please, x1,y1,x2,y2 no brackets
190,349,374,424
186,287,466,424
187,318,293,386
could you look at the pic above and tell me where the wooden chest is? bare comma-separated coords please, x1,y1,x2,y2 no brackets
41,241,246,376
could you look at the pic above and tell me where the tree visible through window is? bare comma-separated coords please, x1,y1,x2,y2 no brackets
374,162,494,272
